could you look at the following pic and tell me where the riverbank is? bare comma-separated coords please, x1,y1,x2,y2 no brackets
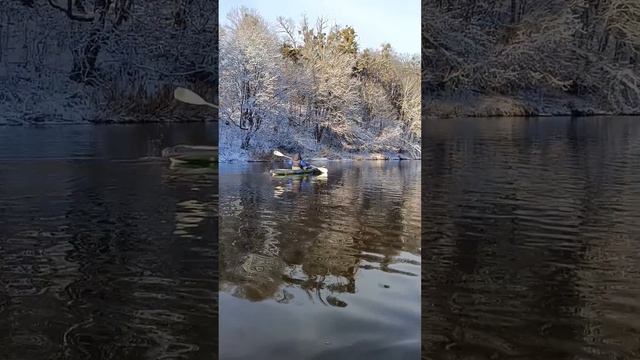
425,93,639,118
0,82,215,125
0,107,215,126
220,147,419,163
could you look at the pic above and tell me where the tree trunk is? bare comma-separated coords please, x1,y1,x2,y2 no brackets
598,29,610,55
613,40,624,62
241,132,252,150
71,29,101,82
315,124,324,143
70,0,110,83
173,0,187,29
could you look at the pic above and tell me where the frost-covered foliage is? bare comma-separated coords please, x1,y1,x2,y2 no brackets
423,0,640,113
0,0,216,124
220,9,282,150
219,8,421,159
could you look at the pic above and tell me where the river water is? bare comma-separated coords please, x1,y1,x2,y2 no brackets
0,123,218,359
219,161,421,360
423,117,640,360
5,117,636,360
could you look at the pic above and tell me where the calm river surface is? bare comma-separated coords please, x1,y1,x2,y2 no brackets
423,117,640,360
219,161,421,360
0,123,217,359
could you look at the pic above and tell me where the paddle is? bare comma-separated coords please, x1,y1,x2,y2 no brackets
273,150,327,174
173,87,218,109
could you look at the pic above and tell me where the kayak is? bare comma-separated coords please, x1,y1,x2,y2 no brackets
270,168,323,176
162,145,217,166
169,156,216,166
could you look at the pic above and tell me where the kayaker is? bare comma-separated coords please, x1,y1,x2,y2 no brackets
290,152,311,170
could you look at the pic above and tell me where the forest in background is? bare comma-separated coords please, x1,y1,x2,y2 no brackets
219,8,421,161
0,0,216,125
423,0,640,117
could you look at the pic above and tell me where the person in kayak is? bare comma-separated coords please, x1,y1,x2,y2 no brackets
290,152,311,170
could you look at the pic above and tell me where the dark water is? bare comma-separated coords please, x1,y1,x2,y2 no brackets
0,123,218,359
219,161,421,360
423,117,640,360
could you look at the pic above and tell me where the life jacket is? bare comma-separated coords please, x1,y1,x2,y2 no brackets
291,153,302,168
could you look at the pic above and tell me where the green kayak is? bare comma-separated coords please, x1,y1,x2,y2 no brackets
270,168,323,176
163,145,217,166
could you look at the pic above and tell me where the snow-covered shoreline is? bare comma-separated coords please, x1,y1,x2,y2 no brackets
2,2,216,127
219,147,418,163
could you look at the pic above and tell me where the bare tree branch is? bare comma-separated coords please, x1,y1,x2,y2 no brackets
48,0,94,22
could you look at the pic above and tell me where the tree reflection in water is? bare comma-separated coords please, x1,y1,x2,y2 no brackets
220,162,420,308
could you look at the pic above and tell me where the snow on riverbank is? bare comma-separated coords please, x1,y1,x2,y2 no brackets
219,114,420,163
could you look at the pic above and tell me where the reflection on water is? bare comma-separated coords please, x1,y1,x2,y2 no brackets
0,124,217,359
219,162,421,360
423,117,640,360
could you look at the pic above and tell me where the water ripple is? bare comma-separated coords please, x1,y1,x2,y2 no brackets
0,152,217,359
219,161,421,360
423,117,640,360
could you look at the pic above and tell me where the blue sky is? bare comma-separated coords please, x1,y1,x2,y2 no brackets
219,0,420,55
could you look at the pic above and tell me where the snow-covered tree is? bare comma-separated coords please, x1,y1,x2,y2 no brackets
220,8,421,159
423,0,640,113
220,8,282,149
1,0,216,124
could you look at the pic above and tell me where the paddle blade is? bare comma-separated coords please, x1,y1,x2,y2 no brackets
174,87,217,108
316,167,328,173
174,87,204,104
273,150,285,157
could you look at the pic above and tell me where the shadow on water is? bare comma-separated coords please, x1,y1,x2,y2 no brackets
0,124,218,359
422,117,640,360
219,161,421,360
